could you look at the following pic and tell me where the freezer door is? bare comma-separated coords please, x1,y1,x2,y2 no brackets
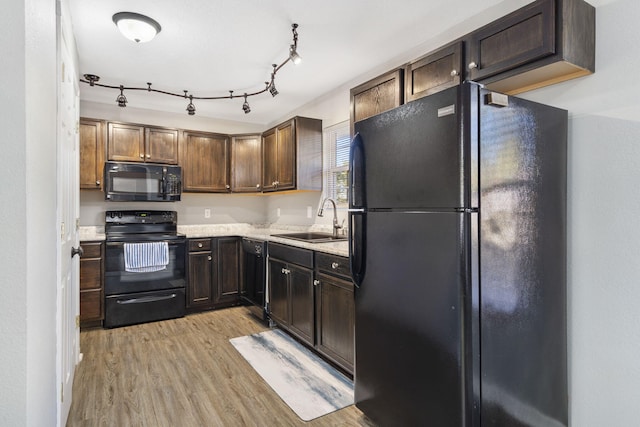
355,211,473,426
478,91,568,426
353,85,468,209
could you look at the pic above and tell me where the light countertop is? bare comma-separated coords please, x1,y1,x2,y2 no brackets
79,223,349,257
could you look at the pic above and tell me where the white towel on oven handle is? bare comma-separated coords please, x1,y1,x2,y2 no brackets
124,241,169,273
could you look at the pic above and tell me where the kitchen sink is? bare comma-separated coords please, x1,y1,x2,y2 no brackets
271,232,348,243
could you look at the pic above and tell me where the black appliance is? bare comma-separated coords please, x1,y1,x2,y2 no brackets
104,210,187,328
240,238,267,321
349,82,567,426
103,161,182,202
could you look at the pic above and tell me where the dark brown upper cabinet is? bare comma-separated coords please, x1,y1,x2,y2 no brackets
466,0,595,94
262,117,322,193
231,134,262,193
350,68,403,132
180,130,230,193
79,118,105,190
405,41,464,102
107,122,179,164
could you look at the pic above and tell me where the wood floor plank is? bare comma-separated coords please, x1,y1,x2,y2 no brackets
67,307,376,426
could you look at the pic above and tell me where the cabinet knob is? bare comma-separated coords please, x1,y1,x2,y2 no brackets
146,154,151,158
450,69,459,77
331,262,339,269
226,184,230,190
468,61,478,70
281,267,286,274
256,184,261,188
139,154,144,159
313,280,320,286
207,256,212,261
198,243,203,248
95,180,101,186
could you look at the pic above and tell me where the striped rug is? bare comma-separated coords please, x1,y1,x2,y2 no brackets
230,329,354,421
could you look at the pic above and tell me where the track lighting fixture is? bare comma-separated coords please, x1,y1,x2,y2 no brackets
269,64,279,97
116,86,127,107
80,23,302,115
186,94,196,116
242,94,251,114
112,12,161,43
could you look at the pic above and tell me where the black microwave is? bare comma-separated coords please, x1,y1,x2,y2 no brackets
103,161,182,202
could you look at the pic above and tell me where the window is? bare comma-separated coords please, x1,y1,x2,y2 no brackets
323,120,350,206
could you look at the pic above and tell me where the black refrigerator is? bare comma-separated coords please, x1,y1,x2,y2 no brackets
348,82,567,427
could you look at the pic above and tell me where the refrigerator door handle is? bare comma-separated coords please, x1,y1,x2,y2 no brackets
349,133,366,286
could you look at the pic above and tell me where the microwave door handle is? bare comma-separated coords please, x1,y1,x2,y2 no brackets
161,167,167,198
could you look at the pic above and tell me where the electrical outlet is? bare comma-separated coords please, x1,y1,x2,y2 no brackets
307,206,312,218
277,208,281,217
204,208,211,218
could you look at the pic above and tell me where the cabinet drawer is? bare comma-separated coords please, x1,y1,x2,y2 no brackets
80,258,102,290
189,238,212,252
81,242,102,258
316,253,350,279
268,242,313,269
80,289,103,321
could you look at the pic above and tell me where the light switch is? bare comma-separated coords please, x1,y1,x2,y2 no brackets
204,208,211,218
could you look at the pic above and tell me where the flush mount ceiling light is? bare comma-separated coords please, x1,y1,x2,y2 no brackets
80,23,302,115
112,12,161,43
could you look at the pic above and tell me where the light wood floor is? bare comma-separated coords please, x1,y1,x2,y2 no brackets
67,307,376,426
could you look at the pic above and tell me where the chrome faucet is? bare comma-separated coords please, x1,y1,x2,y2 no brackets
318,197,344,238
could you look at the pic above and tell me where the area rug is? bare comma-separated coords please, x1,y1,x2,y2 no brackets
229,329,354,421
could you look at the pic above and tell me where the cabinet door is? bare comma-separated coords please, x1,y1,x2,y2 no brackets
181,131,230,192
405,42,463,102
79,118,105,189
350,68,403,132
187,251,214,308
214,237,241,304
145,127,179,164
275,120,295,191
107,122,145,162
315,272,355,373
231,134,262,192
466,0,555,81
262,129,278,191
289,264,314,345
268,258,289,327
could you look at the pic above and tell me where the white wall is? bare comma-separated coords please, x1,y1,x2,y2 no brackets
0,0,58,425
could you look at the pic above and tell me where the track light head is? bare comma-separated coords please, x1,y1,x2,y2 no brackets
242,94,251,114
116,85,127,107
186,95,196,116
289,45,302,65
269,83,279,97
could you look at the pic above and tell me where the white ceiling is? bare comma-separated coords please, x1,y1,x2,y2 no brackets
67,0,602,126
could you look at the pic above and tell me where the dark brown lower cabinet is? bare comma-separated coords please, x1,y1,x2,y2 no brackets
187,237,241,312
79,241,104,327
267,243,315,346
314,254,354,374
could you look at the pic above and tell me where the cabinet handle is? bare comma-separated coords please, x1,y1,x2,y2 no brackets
281,267,286,274
146,154,151,158
450,69,459,77
468,61,478,70
313,280,320,286
331,262,339,269
207,256,212,261
95,180,101,186
198,243,203,248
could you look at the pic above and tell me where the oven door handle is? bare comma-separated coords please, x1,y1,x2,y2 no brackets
106,240,184,247
116,294,178,305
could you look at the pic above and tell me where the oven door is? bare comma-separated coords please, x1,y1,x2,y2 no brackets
105,238,187,295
